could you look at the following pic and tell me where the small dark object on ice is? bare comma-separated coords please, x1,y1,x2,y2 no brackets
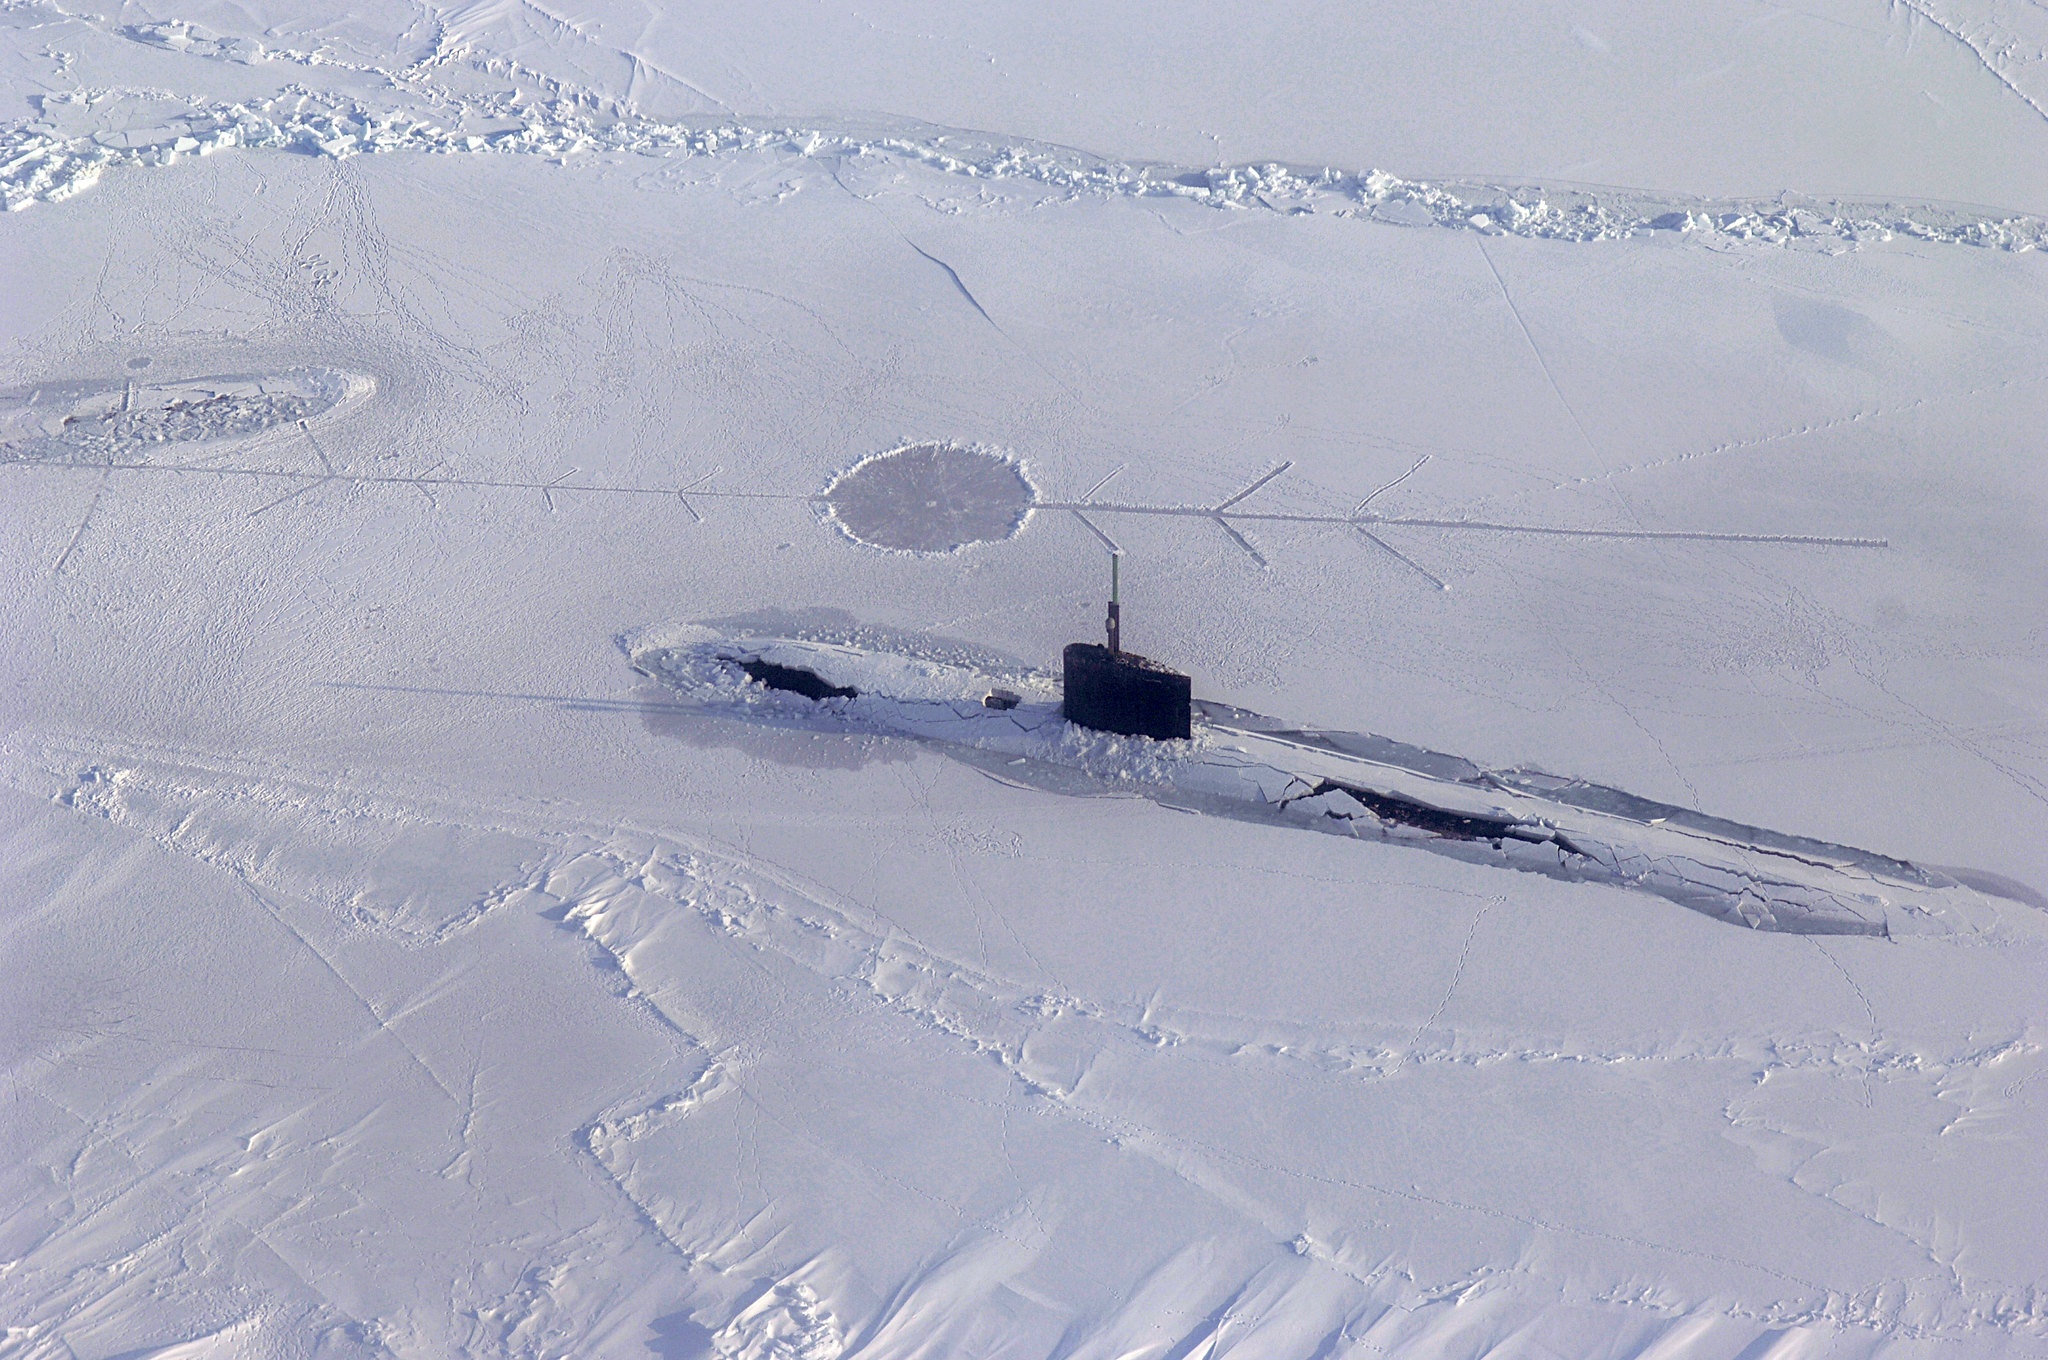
741,658,857,700
984,689,1021,710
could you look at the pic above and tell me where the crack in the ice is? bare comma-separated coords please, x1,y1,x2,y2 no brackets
905,240,1002,333
49,469,108,575
1896,0,2048,127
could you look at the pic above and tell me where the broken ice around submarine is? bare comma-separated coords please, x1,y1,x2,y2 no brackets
625,622,1994,938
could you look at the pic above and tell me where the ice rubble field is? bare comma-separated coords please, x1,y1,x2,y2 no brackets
5,2,2048,1357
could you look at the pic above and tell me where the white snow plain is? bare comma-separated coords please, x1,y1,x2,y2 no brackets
4,4,2048,1358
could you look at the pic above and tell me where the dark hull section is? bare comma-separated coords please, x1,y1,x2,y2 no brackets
1062,643,1192,740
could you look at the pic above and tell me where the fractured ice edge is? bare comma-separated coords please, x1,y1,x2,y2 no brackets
626,624,2008,938
6,84,2046,252
0,367,373,465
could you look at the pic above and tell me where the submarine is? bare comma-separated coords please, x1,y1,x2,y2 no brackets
620,568,2009,938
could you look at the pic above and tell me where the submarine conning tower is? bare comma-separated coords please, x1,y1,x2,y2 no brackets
1062,554,1192,741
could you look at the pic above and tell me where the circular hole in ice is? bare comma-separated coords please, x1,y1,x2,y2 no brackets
823,443,1034,552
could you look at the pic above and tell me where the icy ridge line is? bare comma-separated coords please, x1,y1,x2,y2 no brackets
5,87,2045,251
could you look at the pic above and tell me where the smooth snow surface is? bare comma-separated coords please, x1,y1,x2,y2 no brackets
5,4,2048,1359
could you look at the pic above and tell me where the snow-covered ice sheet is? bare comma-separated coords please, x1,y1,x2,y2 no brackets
5,2,2048,1357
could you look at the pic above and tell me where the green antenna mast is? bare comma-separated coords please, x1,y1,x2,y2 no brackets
1106,552,1122,653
